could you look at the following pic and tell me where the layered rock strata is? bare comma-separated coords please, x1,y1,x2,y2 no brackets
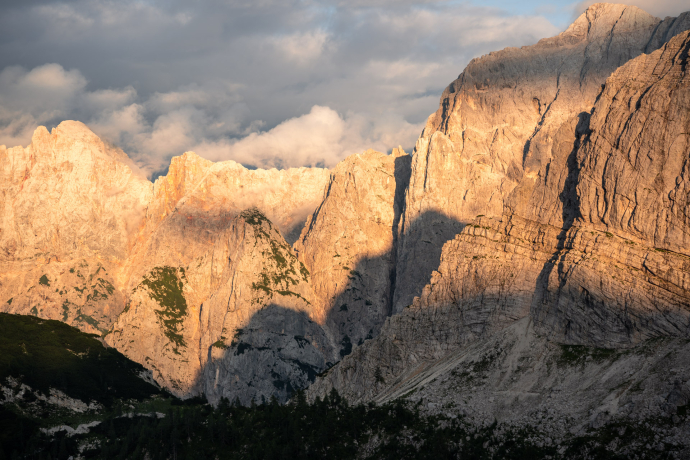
309,14,690,424
393,4,690,312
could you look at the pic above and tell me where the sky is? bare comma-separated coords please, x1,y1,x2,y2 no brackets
0,0,688,177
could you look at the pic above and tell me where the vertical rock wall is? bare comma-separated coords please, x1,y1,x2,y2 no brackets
393,4,671,312
308,11,690,405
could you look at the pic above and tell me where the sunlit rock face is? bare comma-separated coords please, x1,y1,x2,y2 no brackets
528,28,690,344
123,151,330,295
3,2,690,419
308,5,690,432
0,121,332,399
0,121,152,334
393,3,690,313
114,152,331,396
294,148,410,358
109,210,333,400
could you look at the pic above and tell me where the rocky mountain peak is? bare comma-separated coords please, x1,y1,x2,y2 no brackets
391,3,683,313
29,121,136,167
28,125,50,147
310,23,690,448
161,151,214,187
1,118,331,373
4,6,690,438
151,151,215,219
564,3,656,40
1,120,152,263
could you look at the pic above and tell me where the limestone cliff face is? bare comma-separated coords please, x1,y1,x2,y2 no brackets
124,152,330,291
197,210,333,404
393,4,687,312
0,121,152,263
294,149,410,357
109,153,331,398
0,121,152,334
530,28,690,345
4,3,690,416
309,14,690,414
108,209,332,399
0,121,332,400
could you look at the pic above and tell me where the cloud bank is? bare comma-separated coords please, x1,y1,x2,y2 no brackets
0,1,686,176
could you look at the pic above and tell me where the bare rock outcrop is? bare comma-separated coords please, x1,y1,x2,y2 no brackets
313,316,690,457
196,210,333,404
108,209,333,399
393,3,686,312
5,3,690,415
531,28,690,345
308,10,690,418
124,152,330,290
294,149,410,357
0,121,333,400
0,121,152,333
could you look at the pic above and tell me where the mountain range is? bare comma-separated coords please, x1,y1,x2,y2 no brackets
2,2,690,458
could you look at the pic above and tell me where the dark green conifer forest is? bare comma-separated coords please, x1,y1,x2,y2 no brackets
0,313,666,460
3,389,559,460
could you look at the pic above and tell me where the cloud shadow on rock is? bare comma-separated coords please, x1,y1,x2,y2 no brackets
324,209,465,363
189,155,468,406
198,303,334,406
393,210,467,313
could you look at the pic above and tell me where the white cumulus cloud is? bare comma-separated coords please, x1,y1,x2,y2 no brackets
193,105,422,169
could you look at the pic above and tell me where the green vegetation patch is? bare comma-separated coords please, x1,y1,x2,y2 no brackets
340,335,352,358
5,387,684,460
75,312,101,331
243,208,311,305
61,300,71,322
212,340,229,350
240,207,271,227
86,278,116,302
299,261,310,282
38,275,50,287
558,344,619,366
563,415,683,459
137,266,188,353
374,367,385,384
9,390,560,460
472,348,502,374
97,278,115,295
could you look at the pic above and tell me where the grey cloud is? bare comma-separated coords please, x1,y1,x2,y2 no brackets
1,0,611,176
